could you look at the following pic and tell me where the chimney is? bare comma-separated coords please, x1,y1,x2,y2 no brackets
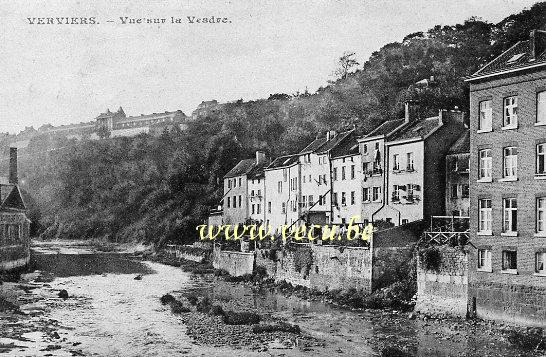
439,109,465,125
404,101,419,123
9,147,18,185
530,30,546,61
326,130,337,141
256,151,266,165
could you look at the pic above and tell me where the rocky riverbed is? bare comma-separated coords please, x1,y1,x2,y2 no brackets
0,242,543,356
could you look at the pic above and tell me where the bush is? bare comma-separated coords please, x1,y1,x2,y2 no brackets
160,294,176,305
186,294,199,306
209,305,225,316
170,300,191,314
252,322,301,334
196,296,212,313
223,311,261,325
506,329,545,351
419,246,442,271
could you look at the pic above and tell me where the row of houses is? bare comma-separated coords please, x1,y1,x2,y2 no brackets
211,30,546,327
214,105,468,232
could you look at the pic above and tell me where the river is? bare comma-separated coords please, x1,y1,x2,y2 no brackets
0,242,541,357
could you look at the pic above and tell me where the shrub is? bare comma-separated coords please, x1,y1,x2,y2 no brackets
196,296,212,313
419,246,442,271
186,294,199,306
223,311,261,325
170,300,191,314
160,294,176,305
252,322,301,334
209,305,225,316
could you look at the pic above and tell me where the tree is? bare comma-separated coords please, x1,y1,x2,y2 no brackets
334,51,360,80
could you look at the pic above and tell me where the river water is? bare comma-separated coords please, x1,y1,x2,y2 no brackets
0,243,540,357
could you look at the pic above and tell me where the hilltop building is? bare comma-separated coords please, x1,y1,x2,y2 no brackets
95,107,187,138
466,29,546,326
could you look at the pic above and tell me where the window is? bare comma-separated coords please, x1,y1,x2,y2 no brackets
303,176,306,183
238,178,242,187
537,91,546,124
362,187,370,202
228,180,231,189
461,185,469,198
402,219,408,225
537,143,546,175
238,195,242,208
277,181,282,193
372,187,381,202
227,197,231,208
232,196,236,208
351,191,355,205
393,154,400,171
309,195,314,206
333,168,338,181
451,185,458,198
282,202,286,214
319,195,324,205
503,147,517,179
536,252,545,274
537,198,546,234
251,190,255,197
362,162,369,174
392,185,401,201
351,165,355,179
257,204,261,214
479,100,492,131
268,202,271,213
363,144,368,154
502,250,517,271
477,249,492,271
283,169,287,182
478,199,492,233
503,96,518,128
333,193,338,206
341,166,346,180
503,198,517,233
251,204,255,214
406,152,414,171
341,192,346,206
479,149,492,180
302,195,307,208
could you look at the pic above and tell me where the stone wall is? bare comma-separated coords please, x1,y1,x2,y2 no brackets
212,245,254,277
0,245,30,271
470,281,546,327
415,246,469,318
164,244,210,263
255,248,277,277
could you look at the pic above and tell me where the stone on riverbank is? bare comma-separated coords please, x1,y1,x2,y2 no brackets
223,311,261,325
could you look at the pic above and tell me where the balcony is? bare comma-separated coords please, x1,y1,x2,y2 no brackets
423,216,470,245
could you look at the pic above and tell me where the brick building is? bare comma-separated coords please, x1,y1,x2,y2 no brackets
466,30,546,326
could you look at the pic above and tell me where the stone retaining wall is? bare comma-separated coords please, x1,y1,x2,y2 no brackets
212,245,254,277
415,246,469,318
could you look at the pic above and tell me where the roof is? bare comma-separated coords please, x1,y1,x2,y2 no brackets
0,184,14,204
388,116,441,142
299,137,327,154
448,131,470,155
468,31,546,81
330,134,360,159
266,155,299,170
224,159,256,178
316,130,352,154
116,111,184,124
364,119,406,138
247,163,266,179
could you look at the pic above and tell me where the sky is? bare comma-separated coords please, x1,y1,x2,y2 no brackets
0,0,540,134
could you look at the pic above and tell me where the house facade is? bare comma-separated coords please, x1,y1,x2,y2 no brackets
222,151,268,225
466,30,546,326
375,110,466,225
0,148,30,272
445,131,470,217
330,133,362,225
264,155,300,232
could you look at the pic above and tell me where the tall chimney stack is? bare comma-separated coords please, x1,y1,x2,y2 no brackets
9,147,18,185
256,151,266,165
404,101,419,123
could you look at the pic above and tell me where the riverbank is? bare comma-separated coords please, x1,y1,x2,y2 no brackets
152,252,545,355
